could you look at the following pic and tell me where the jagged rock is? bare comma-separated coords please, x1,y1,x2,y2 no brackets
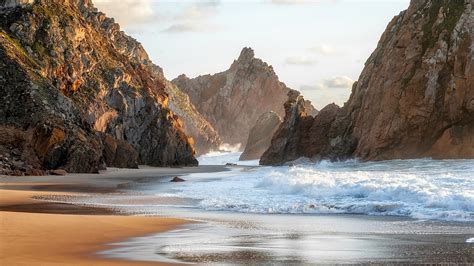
173,47,317,148
0,0,198,174
165,81,222,155
0,0,34,9
261,0,474,165
49,169,67,176
240,111,282,161
170,176,185,182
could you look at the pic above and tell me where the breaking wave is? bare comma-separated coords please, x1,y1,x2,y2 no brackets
172,158,474,221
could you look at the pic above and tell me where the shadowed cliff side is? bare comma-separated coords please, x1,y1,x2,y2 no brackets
239,111,282,161
165,81,222,155
0,0,198,175
261,0,474,165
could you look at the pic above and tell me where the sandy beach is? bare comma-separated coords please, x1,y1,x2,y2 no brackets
1,163,473,265
0,166,227,265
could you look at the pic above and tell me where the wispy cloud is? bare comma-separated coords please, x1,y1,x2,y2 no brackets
302,76,355,90
164,1,221,34
324,76,354,88
300,76,354,109
94,0,158,27
285,56,318,66
95,0,221,33
174,1,220,20
308,44,338,55
163,22,220,33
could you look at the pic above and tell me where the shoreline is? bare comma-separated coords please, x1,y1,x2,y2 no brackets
1,163,473,264
0,166,229,265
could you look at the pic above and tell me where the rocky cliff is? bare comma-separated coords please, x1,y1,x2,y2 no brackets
172,47,317,148
165,81,222,155
261,0,474,165
239,111,282,161
0,0,198,175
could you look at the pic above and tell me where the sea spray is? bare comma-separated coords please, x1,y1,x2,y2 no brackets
172,158,474,221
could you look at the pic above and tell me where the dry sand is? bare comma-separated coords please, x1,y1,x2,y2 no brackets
0,190,186,265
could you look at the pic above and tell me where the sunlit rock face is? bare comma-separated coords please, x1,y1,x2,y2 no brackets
0,0,34,9
0,0,198,175
261,0,474,165
173,47,317,148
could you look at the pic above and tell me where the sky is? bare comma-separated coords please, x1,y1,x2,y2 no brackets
94,0,410,109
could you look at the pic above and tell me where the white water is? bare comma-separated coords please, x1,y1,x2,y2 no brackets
198,150,259,166
43,150,474,222
172,153,474,222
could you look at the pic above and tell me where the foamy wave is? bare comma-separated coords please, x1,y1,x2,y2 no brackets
218,143,242,153
198,149,259,166
171,159,474,221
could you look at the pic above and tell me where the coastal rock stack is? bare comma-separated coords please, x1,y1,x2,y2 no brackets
261,0,474,165
0,0,198,175
239,111,282,161
173,47,317,148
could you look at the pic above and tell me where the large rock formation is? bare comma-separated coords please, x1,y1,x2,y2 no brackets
165,81,222,155
261,0,474,165
239,111,282,161
172,47,317,148
0,0,198,175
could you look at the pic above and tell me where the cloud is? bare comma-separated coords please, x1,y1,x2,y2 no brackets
163,23,199,33
94,0,221,32
302,76,355,90
163,1,221,34
93,0,157,27
285,56,318,66
324,76,354,88
308,44,338,55
163,22,219,33
174,1,220,20
300,76,354,109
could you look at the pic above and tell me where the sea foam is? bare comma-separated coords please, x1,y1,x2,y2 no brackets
172,157,474,222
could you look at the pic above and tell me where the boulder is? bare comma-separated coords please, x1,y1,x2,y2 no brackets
170,176,185,182
49,169,68,176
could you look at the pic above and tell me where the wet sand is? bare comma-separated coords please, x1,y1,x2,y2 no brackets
0,166,227,265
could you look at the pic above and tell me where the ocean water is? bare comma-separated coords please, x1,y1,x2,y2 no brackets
45,151,474,222
174,152,474,222
197,150,259,166
42,150,473,263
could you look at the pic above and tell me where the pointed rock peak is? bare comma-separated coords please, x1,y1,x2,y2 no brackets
176,74,189,80
237,47,255,63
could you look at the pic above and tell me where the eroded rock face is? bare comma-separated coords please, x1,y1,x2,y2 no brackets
0,0,34,9
172,47,317,148
165,81,222,155
0,0,197,174
239,111,282,161
103,135,138,169
261,0,474,165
